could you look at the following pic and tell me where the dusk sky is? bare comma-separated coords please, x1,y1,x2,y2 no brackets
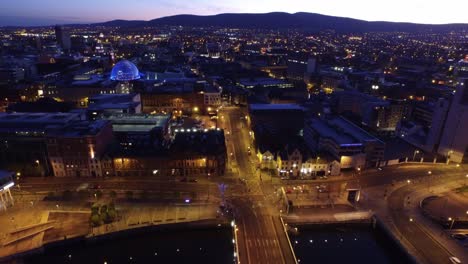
0,0,467,26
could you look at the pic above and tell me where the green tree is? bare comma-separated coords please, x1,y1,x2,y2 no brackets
91,203,100,214
90,213,101,227
107,208,117,222
100,204,108,215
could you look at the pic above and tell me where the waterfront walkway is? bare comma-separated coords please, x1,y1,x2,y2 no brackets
0,200,220,261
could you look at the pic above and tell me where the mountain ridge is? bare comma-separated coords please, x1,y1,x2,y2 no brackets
93,12,467,32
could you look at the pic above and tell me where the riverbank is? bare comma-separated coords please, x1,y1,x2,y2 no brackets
287,221,416,264
20,220,233,264
0,201,221,263
2,218,229,263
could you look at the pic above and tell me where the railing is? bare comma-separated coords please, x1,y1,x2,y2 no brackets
279,215,298,264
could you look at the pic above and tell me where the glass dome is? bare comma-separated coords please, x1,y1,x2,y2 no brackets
110,60,140,81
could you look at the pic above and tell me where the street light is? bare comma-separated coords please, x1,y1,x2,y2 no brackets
427,171,432,175
448,217,455,230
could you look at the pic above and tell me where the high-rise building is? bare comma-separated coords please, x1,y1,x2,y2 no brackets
287,53,316,83
438,80,468,163
54,25,71,51
453,56,468,78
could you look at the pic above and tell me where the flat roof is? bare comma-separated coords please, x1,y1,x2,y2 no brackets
104,114,171,128
308,116,383,145
249,104,303,111
47,120,110,137
239,77,289,87
0,113,81,132
113,124,159,133
0,112,80,123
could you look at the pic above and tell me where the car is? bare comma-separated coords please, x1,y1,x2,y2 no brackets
449,257,461,264
377,167,383,171
90,183,101,189
180,177,188,182
189,179,198,183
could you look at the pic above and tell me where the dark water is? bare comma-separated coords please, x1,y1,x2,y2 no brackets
289,224,413,264
23,226,235,264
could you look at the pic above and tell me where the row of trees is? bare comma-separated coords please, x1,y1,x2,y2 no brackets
90,203,117,227
44,189,199,202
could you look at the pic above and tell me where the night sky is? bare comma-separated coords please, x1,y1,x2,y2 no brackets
0,0,466,26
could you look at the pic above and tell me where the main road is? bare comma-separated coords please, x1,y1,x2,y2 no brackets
222,106,296,264
11,105,468,264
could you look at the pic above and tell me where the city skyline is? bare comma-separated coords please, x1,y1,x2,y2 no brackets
1,0,468,26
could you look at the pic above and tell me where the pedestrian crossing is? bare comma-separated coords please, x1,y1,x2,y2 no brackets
246,238,280,248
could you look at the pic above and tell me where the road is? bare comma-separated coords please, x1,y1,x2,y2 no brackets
8,105,468,264
222,106,296,264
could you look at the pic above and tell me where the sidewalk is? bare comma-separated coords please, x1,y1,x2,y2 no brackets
362,177,468,264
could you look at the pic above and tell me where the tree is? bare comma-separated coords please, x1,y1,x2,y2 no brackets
100,204,108,215
90,214,101,227
107,208,117,222
91,203,100,214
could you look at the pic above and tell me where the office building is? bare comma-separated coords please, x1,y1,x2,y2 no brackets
438,80,468,163
304,116,385,168
54,25,71,51
46,120,114,177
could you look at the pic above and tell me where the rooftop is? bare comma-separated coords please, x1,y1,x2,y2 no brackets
308,116,383,145
239,77,290,87
249,103,304,111
0,112,81,132
46,120,110,137
102,114,171,133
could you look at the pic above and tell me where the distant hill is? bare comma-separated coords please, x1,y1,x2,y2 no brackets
93,12,468,32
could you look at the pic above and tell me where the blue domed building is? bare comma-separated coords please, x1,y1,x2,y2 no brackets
110,60,140,81
110,60,140,94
